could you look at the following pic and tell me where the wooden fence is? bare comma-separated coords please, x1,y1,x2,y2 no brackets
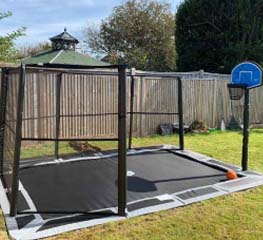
2,68,263,139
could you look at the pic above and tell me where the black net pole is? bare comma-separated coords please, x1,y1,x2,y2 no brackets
55,73,62,159
10,64,25,216
118,65,127,216
0,68,9,173
242,88,249,171
128,74,135,149
178,77,184,150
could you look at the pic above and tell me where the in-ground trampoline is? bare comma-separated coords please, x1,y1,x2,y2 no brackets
0,64,262,240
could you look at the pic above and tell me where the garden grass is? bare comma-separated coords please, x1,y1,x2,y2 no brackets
0,129,262,239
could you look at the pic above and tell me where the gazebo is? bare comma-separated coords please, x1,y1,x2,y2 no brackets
21,28,108,66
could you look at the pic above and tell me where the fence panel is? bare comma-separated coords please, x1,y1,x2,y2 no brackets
1,68,262,138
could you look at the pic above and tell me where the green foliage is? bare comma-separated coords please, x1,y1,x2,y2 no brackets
84,0,176,71
0,11,26,62
176,0,263,73
0,11,12,20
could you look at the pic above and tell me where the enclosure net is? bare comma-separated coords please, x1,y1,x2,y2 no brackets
228,84,245,129
1,66,121,214
20,69,119,161
128,76,180,138
0,66,182,214
1,68,20,200
228,84,245,101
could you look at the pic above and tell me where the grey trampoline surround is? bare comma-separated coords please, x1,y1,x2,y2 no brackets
1,145,263,240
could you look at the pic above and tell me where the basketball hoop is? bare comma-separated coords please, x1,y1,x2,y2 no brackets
229,61,263,171
227,84,246,100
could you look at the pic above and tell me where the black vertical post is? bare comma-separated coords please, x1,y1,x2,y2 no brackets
10,64,25,216
55,73,62,159
242,88,249,171
118,65,127,216
0,68,9,173
128,73,135,149
178,77,184,150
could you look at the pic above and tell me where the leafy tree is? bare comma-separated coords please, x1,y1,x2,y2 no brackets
176,0,263,73
84,0,176,71
0,11,26,62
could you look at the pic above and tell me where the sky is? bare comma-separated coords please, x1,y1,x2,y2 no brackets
0,0,182,48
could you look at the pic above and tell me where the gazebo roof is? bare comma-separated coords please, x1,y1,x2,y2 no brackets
21,49,109,66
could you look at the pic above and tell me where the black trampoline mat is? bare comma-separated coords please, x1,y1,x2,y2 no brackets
127,151,226,202
18,150,227,213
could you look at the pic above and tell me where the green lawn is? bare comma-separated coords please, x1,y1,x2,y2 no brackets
1,129,263,240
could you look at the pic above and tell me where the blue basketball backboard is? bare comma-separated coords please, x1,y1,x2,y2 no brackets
231,62,262,89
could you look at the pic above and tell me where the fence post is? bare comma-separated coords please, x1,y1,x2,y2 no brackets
199,69,204,79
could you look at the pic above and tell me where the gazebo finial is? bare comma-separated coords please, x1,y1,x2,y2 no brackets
64,27,67,32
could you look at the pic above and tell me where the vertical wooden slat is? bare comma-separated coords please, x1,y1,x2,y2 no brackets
16,69,263,139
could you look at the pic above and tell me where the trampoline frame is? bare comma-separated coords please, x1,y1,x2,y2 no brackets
1,145,263,240
0,63,262,240
0,63,185,217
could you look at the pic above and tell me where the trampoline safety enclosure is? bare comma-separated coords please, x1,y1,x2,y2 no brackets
0,64,262,240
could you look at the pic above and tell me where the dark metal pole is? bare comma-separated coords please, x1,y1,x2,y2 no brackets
10,64,25,216
128,73,135,149
0,68,9,173
55,73,62,159
242,88,249,171
178,77,184,150
118,65,127,216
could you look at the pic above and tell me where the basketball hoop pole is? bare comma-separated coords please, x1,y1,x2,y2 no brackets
242,88,249,171
230,61,263,171
227,84,249,171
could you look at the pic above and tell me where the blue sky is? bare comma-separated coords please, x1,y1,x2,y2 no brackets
0,0,182,48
